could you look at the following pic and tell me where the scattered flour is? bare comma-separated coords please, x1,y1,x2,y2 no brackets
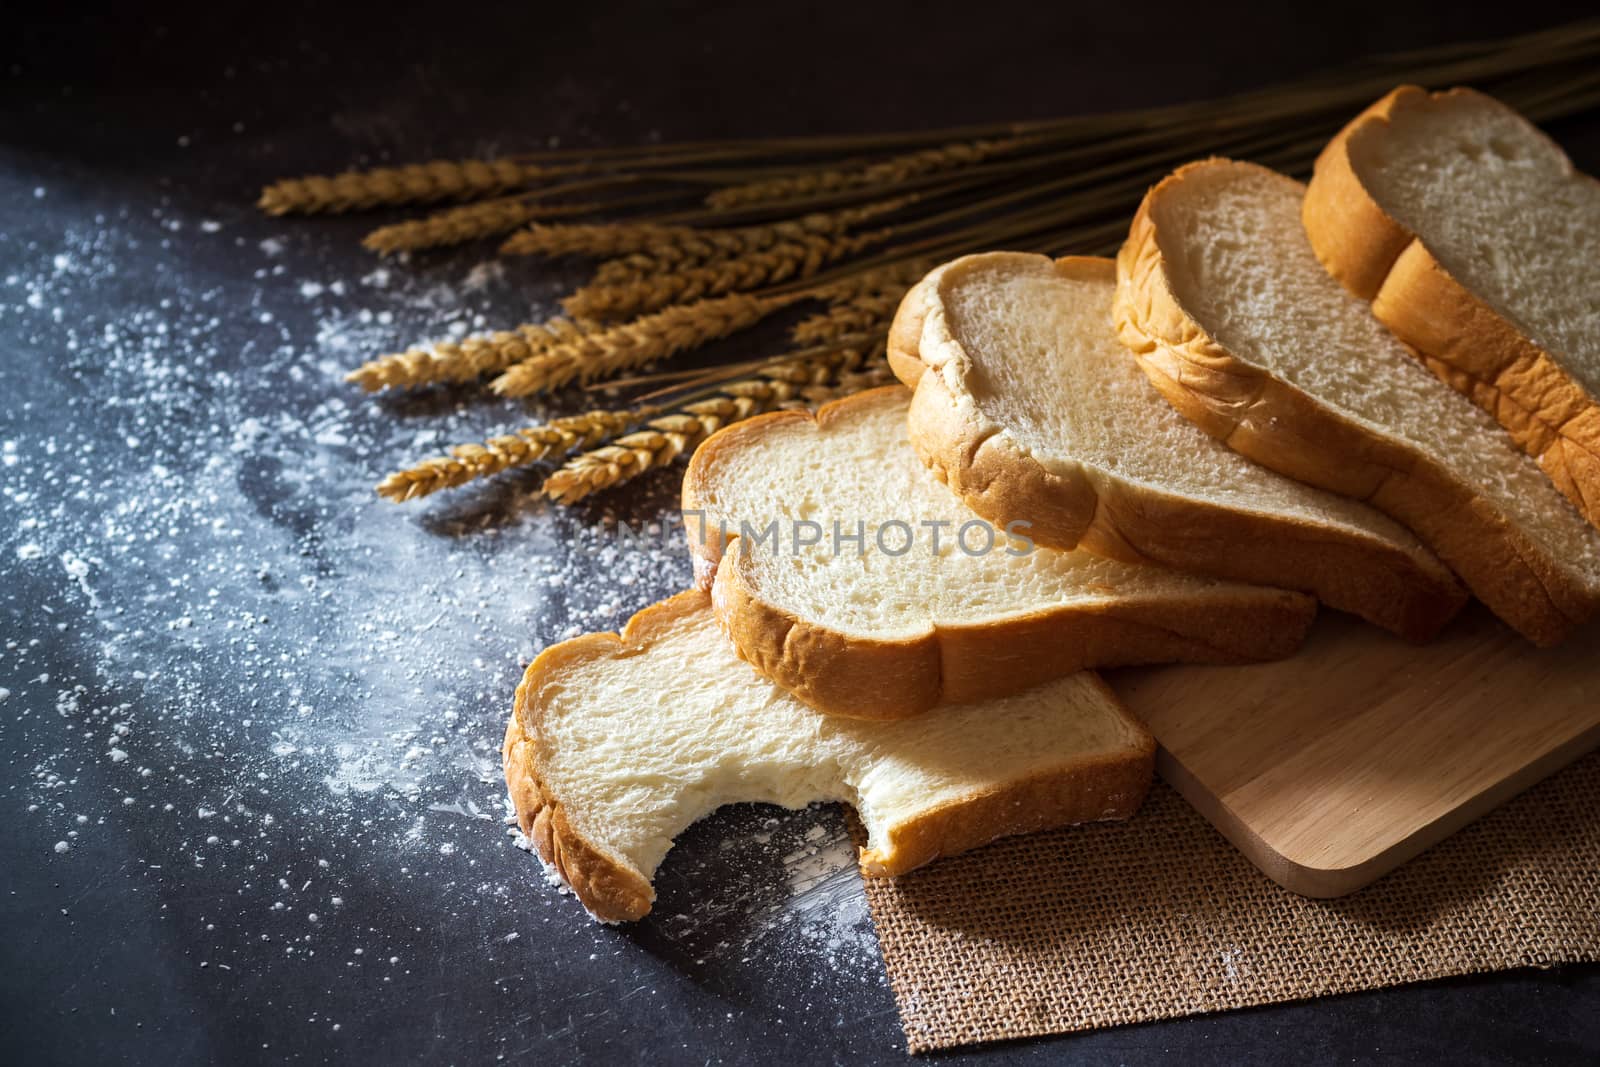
0,190,883,1010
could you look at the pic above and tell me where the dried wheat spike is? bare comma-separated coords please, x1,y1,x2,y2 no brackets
259,159,556,216
808,257,936,303
541,381,799,504
542,362,882,504
363,198,595,254
789,291,901,346
499,196,912,259
591,245,712,287
376,409,648,502
490,293,792,399
706,138,1028,210
347,317,594,393
563,232,884,318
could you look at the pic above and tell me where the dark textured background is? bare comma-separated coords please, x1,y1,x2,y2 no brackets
3,2,1599,1063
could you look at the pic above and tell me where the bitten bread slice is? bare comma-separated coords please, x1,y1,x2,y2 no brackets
887,252,1465,642
1115,158,1600,645
503,590,1155,922
681,385,1315,720
1305,86,1600,527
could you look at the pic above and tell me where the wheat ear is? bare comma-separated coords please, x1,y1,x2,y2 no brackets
563,231,884,318
376,409,648,502
490,293,793,399
499,197,911,258
790,291,902,346
804,257,937,302
259,159,556,216
542,353,893,504
705,138,1028,210
362,198,594,254
539,382,795,505
347,317,595,393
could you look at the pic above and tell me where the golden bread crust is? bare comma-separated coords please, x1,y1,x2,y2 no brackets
502,594,718,922
1304,85,1600,529
683,385,1315,719
1116,159,1596,646
889,251,1465,642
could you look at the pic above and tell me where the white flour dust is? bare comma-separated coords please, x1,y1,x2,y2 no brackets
1,188,881,989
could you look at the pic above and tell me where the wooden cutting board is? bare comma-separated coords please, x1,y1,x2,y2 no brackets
1111,605,1600,898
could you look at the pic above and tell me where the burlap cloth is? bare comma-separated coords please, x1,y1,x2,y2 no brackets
862,750,1600,1054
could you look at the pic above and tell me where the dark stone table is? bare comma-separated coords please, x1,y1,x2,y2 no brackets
3,3,1597,1063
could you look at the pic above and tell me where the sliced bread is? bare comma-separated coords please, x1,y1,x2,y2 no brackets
503,590,1155,922
1115,158,1600,646
680,385,1315,719
1304,87,1600,526
887,252,1465,642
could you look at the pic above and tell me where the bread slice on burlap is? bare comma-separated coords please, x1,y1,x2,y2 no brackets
680,385,1315,720
887,251,1464,642
1115,157,1600,646
1304,86,1600,528
503,590,1154,922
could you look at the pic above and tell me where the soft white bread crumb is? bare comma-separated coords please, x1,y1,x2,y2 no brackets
1349,90,1600,388
893,252,1464,640
1116,158,1600,645
1305,86,1600,529
682,386,1316,718
504,592,1154,921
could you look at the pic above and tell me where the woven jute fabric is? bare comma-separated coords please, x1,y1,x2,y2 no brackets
863,751,1600,1054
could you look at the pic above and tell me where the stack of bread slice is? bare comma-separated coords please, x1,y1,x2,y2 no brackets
504,86,1600,921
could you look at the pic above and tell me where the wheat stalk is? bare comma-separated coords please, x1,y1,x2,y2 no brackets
258,159,560,216
490,292,793,398
563,231,886,318
705,137,1031,211
347,317,595,392
376,409,648,502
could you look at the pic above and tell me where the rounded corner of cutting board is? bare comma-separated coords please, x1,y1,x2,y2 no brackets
1124,609,1600,900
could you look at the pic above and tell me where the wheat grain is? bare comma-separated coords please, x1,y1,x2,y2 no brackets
563,231,884,318
705,138,1028,210
258,159,555,216
346,317,594,392
377,409,648,502
490,293,791,399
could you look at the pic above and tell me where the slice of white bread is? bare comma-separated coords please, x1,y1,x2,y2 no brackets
886,252,1465,642
1304,86,1600,527
681,385,1315,719
502,590,1155,922
1115,158,1600,646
